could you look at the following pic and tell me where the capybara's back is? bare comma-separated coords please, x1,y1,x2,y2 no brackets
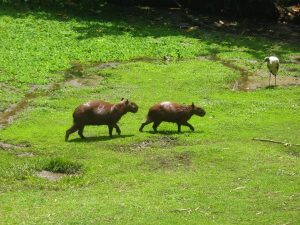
139,101,205,132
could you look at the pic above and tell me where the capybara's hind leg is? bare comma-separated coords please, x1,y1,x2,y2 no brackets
152,121,161,133
114,124,121,135
65,124,79,141
78,126,85,139
139,117,153,132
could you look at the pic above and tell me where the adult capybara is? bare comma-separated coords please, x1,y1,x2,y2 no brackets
65,98,138,141
139,101,205,133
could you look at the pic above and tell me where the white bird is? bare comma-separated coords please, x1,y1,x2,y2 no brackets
263,56,279,87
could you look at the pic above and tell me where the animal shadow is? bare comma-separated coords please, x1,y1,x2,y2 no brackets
68,134,134,142
265,85,276,89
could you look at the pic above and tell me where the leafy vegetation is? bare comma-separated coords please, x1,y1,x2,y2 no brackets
42,158,83,174
0,5,299,225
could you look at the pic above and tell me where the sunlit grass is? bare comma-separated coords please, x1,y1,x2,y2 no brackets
0,5,299,225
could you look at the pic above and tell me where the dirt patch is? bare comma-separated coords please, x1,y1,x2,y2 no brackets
0,141,31,150
143,151,192,171
116,136,180,152
91,62,120,70
17,152,35,157
232,73,300,91
0,141,33,157
65,75,104,87
37,170,65,181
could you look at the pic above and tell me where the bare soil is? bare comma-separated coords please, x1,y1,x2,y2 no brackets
0,141,30,150
142,151,193,171
115,136,180,152
37,170,65,181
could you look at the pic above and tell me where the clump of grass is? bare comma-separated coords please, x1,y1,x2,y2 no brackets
43,158,82,174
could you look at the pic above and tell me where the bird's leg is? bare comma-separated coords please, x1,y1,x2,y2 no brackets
275,75,277,87
269,73,271,87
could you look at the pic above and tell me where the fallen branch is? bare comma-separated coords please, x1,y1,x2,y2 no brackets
252,138,300,147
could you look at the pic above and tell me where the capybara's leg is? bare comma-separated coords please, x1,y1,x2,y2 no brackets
139,117,153,132
78,126,85,139
182,122,194,131
152,121,161,133
108,125,114,138
114,124,121,135
65,124,79,141
177,123,181,132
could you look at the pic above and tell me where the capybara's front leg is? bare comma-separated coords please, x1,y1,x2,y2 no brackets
177,123,181,133
108,125,114,138
182,122,194,131
114,124,121,135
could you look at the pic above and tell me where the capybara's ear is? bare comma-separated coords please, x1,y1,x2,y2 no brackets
125,99,129,105
121,98,124,101
191,102,195,108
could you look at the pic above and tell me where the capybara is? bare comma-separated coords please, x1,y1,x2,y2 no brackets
139,101,205,132
65,98,138,141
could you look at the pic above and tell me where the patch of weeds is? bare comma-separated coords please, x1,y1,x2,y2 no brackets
142,151,193,171
42,158,82,174
285,146,300,157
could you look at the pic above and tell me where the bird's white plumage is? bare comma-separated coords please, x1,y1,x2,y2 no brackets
264,56,280,86
266,56,279,76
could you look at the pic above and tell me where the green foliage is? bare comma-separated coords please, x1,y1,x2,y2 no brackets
0,5,299,225
43,158,83,174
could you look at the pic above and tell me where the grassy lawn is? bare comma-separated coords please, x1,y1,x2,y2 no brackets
0,4,299,225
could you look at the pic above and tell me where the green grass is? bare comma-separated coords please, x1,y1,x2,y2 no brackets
0,4,300,225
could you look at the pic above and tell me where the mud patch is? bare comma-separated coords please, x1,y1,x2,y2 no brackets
142,151,192,171
37,170,65,181
232,74,300,91
91,62,120,70
65,75,104,87
208,55,300,91
0,83,60,128
116,136,180,152
65,61,119,79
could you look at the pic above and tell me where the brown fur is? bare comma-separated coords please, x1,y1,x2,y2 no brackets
139,102,205,132
65,99,138,141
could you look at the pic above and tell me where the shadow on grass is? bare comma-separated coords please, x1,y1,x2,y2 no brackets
265,85,277,89
0,4,298,61
68,134,134,142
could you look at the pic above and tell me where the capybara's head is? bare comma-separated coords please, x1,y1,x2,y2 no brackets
122,98,138,113
191,102,206,117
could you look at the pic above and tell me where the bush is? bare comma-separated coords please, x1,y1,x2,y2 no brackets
43,158,82,174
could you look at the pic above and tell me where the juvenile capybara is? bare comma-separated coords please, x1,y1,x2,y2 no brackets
139,101,205,132
65,98,138,141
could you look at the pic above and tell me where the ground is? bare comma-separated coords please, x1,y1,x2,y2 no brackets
0,5,299,225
